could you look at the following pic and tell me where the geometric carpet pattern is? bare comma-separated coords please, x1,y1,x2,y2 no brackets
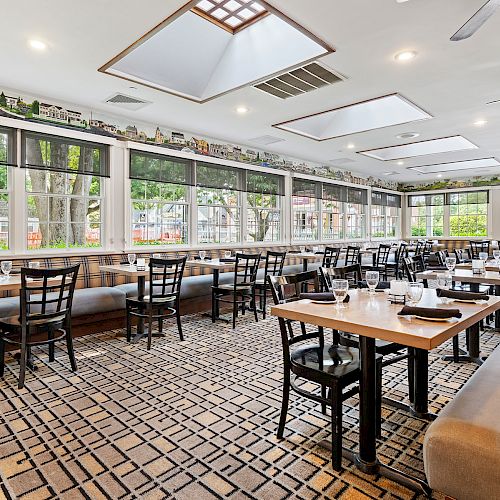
0,311,498,499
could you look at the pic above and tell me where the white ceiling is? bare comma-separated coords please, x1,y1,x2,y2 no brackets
1,0,500,182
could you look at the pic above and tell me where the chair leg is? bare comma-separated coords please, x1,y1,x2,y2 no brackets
48,330,55,362
126,305,132,343
147,311,153,350
176,303,184,341
18,341,28,390
252,289,258,323
211,290,216,323
331,384,342,471
262,290,267,320
232,295,238,329
66,328,78,372
321,385,327,415
0,338,5,377
158,308,163,334
407,347,414,404
277,372,290,439
452,335,460,362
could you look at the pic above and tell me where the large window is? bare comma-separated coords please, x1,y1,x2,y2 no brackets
292,179,320,241
371,191,401,238
409,194,445,237
23,132,108,250
0,127,13,250
345,187,367,239
322,184,345,240
197,162,241,244
246,172,283,242
448,191,488,237
130,151,190,245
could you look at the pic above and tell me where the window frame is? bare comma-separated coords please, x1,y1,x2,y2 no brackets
0,126,14,251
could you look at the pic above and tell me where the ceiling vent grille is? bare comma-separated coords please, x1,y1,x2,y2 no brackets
254,62,344,99
248,135,285,145
104,93,151,110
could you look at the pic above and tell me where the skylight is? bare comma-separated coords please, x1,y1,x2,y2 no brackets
408,158,500,174
359,136,478,161
273,94,431,140
192,0,268,33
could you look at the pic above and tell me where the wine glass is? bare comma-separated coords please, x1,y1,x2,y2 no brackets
28,261,40,269
365,271,379,295
224,251,232,259
299,246,306,254
493,249,500,265
406,282,424,306
479,252,488,262
127,253,136,266
331,279,349,310
1,261,12,277
152,253,162,259
445,256,456,273
199,250,206,260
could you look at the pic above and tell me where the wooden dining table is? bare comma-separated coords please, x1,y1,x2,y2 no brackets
271,288,500,494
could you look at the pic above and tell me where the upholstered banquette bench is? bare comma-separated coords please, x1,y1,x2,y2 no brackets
423,345,500,499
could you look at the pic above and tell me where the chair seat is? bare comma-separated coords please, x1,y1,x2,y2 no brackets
212,284,253,293
127,295,176,307
0,313,65,331
290,344,362,384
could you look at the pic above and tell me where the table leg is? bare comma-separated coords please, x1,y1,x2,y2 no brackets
202,269,230,323
302,259,308,272
131,276,147,343
442,323,483,366
495,285,500,329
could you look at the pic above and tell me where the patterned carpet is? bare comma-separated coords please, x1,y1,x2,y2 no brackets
0,310,498,500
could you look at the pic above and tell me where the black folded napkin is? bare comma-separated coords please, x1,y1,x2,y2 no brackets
427,266,449,271
398,306,462,319
194,256,211,261
10,269,21,275
219,258,236,263
288,251,300,254
120,261,130,265
300,292,350,303
436,289,489,301
358,280,390,290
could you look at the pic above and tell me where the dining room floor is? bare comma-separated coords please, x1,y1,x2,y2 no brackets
0,311,498,500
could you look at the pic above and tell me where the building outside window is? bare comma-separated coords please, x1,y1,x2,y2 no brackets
448,191,488,237
197,162,241,244
245,171,283,242
322,183,345,240
371,191,401,238
0,127,13,250
23,132,108,250
345,187,367,239
292,179,320,241
129,151,190,245
409,194,445,237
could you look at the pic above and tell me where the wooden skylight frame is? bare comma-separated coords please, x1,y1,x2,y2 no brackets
192,0,269,33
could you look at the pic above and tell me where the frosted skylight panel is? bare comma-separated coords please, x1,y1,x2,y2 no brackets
252,2,265,12
197,0,215,11
408,158,500,174
239,8,255,19
359,136,478,161
226,16,243,26
212,8,229,19
225,0,242,11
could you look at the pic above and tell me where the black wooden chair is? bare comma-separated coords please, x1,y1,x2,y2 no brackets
322,246,340,268
254,250,286,319
454,248,471,264
212,253,260,329
363,244,391,279
470,240,490,259
344,246,360,266
413,240,424,256
402,255,426,283
320,263,362,289
126,256,186,349
386,242,408,279
0,264,80,389
268,272,382,470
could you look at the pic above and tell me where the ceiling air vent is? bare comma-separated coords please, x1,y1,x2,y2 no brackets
104,93,151,111
254,62,344,99
248,135,285,146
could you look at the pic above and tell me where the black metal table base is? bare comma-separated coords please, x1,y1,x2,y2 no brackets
381,396,438,421
441,354,484,366
318,441,432,497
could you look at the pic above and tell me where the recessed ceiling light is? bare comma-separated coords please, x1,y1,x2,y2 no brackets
396,0,410,2
397,161,405,166
474,119,487,126
236,106,249,114
437,174,443,178
347,143,355,149
394,50,417,62
396,132,420,139
29,39,47,51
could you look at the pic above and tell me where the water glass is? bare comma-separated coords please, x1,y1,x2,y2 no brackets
127,253,136,266
312,246,319,253
224,251,232,259
406,282,424,305
479,252,488,262
152,253,162,259
199,250,206,260
445,256,456,273
436,273,452,290
28,261,41,269
365,271,379,294
493,249,500,264
1,261,12,276
331,279,349,310
299,246,306,253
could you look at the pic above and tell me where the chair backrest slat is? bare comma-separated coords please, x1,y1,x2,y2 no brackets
149,256,187,302
233,253,261,288
322,247,340,268
345,246,360,266
264,251,286,279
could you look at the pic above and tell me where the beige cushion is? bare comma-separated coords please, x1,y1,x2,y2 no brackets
423,346,500,499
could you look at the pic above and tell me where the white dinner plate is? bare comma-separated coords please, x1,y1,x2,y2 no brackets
310,300,336,304
415,315,453,322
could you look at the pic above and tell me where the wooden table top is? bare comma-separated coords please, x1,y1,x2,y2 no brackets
287,252,323,260
417,268,500,285
271,288,500,350
456,261,500,271
185,259,237,270
99,264,150,276
0,275,23,291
